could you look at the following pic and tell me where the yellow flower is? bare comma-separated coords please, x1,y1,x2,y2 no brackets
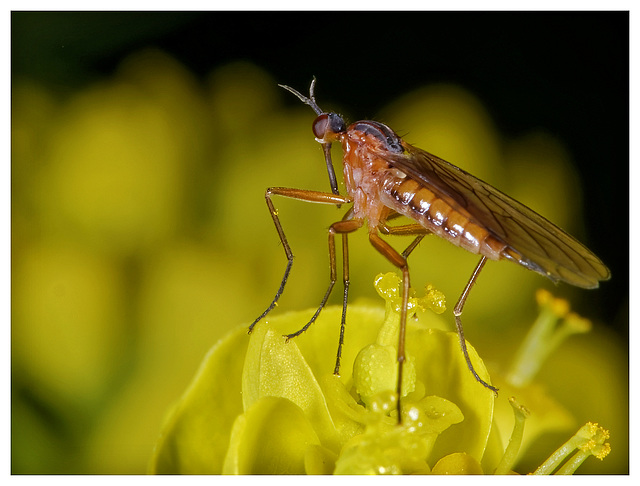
150,273,610,474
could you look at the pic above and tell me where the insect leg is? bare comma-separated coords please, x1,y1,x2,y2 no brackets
248,187,351,334
379,222,430,237
335,231,350,375
377,214,430,258
379,227,429,261
285,218,362,346
368,232,410,423
453,256,498,393
326,218,363,375
401,235,426,259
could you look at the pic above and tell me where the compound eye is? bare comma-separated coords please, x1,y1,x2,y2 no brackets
312,113,346,140
312,114,330,139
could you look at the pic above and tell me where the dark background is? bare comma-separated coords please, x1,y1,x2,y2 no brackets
12,11,628,339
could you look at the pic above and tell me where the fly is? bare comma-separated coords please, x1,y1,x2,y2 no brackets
248,78,611,422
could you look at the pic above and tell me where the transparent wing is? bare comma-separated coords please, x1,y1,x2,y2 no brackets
382,142,610,288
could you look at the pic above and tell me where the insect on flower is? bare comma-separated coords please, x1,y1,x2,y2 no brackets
248,78,611,422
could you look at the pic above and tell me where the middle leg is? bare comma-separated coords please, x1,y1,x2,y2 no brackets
368,231,411,423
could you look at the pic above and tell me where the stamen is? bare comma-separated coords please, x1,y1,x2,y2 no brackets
494,397,530,474
506,290,592,387
532,422,611,474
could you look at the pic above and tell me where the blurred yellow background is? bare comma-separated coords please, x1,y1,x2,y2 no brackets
12,49,627,474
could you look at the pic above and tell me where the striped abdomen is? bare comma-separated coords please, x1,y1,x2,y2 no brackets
379,171,512,261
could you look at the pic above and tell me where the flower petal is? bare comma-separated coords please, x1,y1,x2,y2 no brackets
242,322,339,450
149,326,248,474
407,328,495,464
223,396,321,474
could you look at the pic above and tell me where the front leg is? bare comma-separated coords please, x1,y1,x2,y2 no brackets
248,187,351,333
